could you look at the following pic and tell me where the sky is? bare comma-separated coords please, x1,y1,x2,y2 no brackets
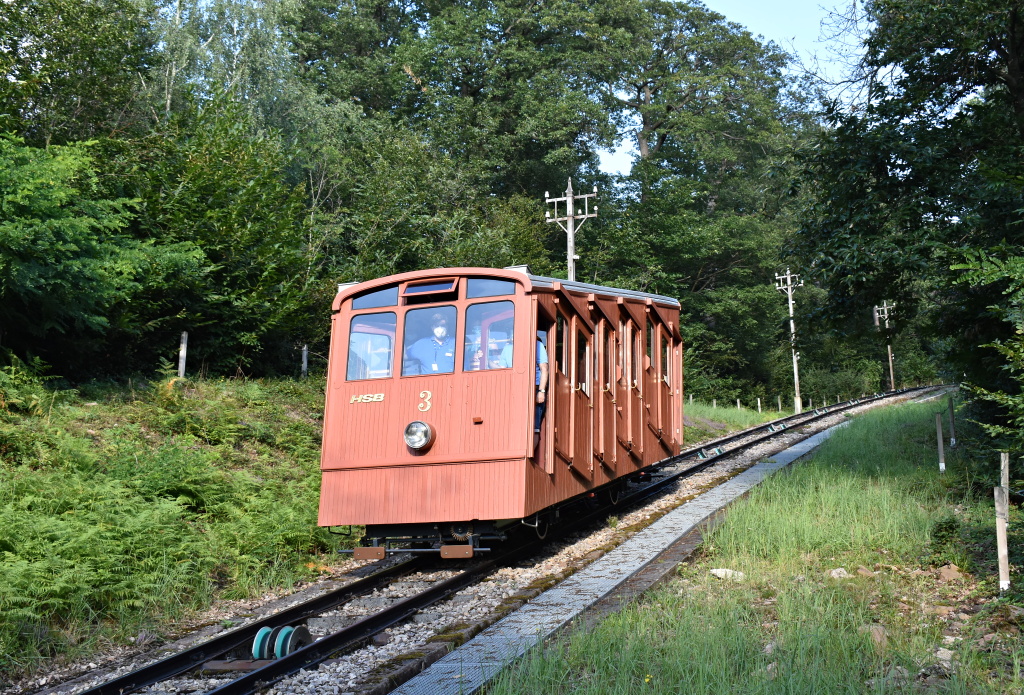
598,0,850,175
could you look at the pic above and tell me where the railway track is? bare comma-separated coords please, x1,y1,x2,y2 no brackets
54,386,939,695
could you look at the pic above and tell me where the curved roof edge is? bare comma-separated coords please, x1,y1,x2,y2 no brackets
332,266,679,311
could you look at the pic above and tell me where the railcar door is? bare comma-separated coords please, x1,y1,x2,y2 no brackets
572,322,594,475
658,328,675,448
553,313,573,465
629,321,644,460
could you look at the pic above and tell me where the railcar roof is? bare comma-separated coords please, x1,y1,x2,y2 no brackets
518,272,680,309
335,267,680,310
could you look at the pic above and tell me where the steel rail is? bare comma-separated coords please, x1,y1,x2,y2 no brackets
202,540,553,695
213,388,936,695
77,386,936,695
77,557,426,695
629,387,934,506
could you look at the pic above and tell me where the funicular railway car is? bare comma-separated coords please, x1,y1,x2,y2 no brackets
318,267,683,558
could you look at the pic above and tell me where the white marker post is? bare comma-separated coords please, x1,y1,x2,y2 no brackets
995,485,1010,593
757,397,762,413
948,397,957,447
302,344,309,379
936,413,945,473
178,331,188,378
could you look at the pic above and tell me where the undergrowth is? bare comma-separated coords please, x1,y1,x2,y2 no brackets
0,363,345,681
491,400,1024,694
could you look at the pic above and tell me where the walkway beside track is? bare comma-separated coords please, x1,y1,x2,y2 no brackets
389,421,852,695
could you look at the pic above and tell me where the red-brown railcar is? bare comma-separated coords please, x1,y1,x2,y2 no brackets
318,267,683,558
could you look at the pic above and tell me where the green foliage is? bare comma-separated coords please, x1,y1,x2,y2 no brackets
952,249,1024,452
0,136,140,354
100,94,313,374
792,0,1024,400
0,356,63,416
0,0,155,146
0,375,341,676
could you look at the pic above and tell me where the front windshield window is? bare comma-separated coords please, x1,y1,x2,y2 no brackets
402,306,458,376
347,312,396,380
464,301,515,371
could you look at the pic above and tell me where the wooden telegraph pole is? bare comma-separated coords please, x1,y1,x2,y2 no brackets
873,301,896,390
775,268,803,414
545,178,597,282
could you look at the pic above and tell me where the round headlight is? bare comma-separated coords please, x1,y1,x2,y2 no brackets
403,421,434,450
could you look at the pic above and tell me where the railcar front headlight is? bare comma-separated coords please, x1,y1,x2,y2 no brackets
403,421,434,450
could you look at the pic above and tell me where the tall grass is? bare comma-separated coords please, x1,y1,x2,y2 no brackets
491,402,1023,694
0,374,344,679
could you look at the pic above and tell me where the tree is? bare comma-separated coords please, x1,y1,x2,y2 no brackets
792,0,1024,394
102,95,312,374
0,0,155,146
0,136,140,359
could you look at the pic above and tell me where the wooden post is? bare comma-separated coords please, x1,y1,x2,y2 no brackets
948,397,956,446
757,397,762,413
301,344,309,379
936,413,945,473
177,331,188,378
995,486,1010,593
1001,451,1010,533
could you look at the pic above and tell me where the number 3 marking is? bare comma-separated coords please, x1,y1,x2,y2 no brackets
418,390,432,412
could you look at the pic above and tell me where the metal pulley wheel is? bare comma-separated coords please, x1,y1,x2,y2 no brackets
251,624,314,660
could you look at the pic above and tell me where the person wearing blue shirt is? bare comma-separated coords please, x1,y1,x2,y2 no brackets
406,314,456,374
499,334,549,448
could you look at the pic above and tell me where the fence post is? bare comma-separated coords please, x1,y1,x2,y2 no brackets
936,413,945,473
301,344,309,379
948,397,956,446
177,331,188,378
996,485,1010,593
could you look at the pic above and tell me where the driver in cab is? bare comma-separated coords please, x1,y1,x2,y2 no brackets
406,313,456,374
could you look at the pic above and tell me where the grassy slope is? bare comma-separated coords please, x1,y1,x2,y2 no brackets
491,401,1024,694
683,400,780,444
0,375,345,680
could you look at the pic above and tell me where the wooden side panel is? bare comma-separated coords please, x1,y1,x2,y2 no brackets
318,459,527,526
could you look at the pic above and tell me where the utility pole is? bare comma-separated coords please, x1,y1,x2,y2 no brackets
545,178,597,282
775,268,803,413
873,301,896,391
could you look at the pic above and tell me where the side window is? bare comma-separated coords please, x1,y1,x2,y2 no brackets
555,314,568,375
632,323,641,388
464,301,515,371
619,321,627,385
646,319,654,366
402,306,457,376
605,325,614,390
576,330,590,396
662,333,670,384
347,312,396,380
